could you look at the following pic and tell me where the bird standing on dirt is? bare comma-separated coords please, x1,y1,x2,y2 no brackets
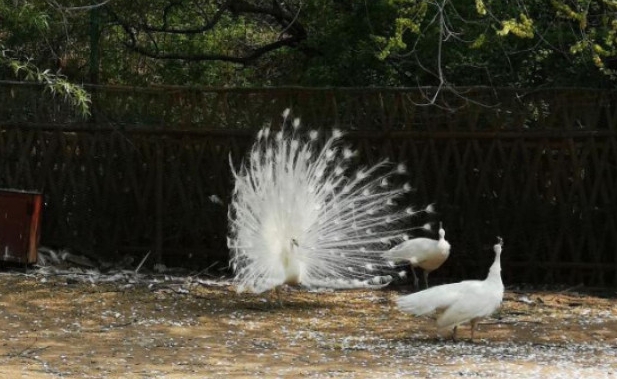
227,109,432,295
383,223,450,289
396,237,504,341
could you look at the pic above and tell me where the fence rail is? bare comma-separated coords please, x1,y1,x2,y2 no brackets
1,82,616,286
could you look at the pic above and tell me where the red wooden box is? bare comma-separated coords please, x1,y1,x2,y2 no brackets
0,189,42,264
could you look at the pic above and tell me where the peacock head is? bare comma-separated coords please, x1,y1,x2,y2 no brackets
438,222,446,238
291,238,299,249
494,236,503,255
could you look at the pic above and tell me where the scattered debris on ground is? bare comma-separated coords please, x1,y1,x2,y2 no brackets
0,247,614,378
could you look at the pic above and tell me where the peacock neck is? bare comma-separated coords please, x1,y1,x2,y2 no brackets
486,253,502,283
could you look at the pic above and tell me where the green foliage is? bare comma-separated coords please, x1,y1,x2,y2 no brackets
496,14,534,39
0,1,49,39
475,0,487,16
1,0,615,90
549,0,617,80
296,0,400,86
372,0,427,60
372,0,615,87
1,0,92,116
6,58,91,116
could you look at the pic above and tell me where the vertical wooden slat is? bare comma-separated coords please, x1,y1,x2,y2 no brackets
155,140,164,264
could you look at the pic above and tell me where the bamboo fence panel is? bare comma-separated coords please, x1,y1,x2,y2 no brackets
0,82,616,286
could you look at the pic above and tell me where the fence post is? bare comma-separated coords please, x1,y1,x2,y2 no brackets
155,141,164,264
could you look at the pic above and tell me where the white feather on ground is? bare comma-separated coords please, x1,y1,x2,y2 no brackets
227,110,432,294
383,223,450,289
396,237,504,341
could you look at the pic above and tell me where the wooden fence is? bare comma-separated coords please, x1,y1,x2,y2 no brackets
1,82,616,286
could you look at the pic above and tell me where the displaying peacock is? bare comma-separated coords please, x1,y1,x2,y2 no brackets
227,110,433,294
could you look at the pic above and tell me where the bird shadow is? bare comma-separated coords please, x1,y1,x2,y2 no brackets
233,299,333,312
223,289,335,313
391,334,487,346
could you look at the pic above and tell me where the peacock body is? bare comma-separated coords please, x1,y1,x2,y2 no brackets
227,111,431,294
383,224,451,289
396,237,504,340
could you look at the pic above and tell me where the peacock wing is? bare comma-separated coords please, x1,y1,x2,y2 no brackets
436,280,502,330
384,238,436,263
397,281,469,316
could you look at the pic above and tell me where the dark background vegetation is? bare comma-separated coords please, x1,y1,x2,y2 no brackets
1,1,616,286
2,0,616,90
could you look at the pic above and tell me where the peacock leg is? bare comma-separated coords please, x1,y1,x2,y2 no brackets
273,286,283,307
470,318,479,341
410,265,419,290
422,270,430,289
451,326,458,342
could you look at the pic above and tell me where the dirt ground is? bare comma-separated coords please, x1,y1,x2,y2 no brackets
0,272,616,379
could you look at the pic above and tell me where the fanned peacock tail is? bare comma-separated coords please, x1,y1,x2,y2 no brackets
227,110,432,293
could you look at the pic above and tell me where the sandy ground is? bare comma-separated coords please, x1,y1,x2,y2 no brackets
0,272,616,378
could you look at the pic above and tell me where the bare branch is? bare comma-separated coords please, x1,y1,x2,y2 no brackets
137,3,228,34
108,0,307,64
124,35,304,64
46,0,110,12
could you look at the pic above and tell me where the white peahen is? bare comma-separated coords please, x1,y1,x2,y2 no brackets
396,237,504,341
227,109,432,294
383,222,451,289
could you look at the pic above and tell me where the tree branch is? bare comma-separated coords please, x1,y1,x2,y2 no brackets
138,2,228,34
124,35,304,64
109,0,307,64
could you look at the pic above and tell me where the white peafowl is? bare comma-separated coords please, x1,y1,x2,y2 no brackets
383,222,451,289
396,237,504,341
227,109,433,295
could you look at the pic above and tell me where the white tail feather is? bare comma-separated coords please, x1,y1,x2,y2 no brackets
228,114,427,293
